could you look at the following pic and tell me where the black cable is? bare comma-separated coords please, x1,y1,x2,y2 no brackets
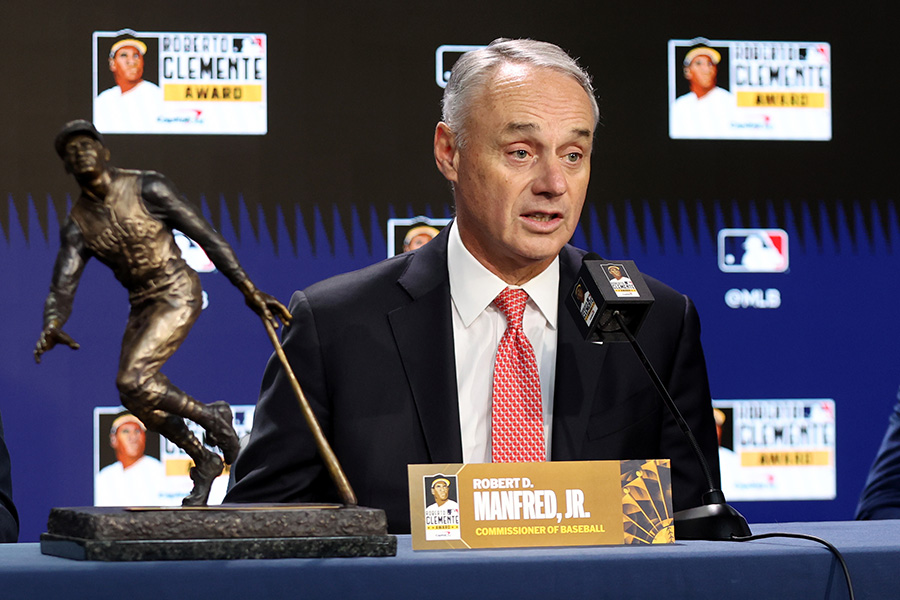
611,310,716,491
731,532,855,600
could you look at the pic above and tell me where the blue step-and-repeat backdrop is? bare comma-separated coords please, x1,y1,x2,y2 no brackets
2,1,897,541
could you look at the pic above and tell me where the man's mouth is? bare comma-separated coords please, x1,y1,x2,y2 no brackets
524,212,560,222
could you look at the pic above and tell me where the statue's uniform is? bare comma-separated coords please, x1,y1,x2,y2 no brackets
43,167,247,496
64,169,207,427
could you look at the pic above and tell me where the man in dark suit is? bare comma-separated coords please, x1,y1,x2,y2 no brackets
856,387,900,520
0,410,18,542
226,39,719,533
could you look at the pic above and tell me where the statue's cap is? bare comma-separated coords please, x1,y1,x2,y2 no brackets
55,120,105,157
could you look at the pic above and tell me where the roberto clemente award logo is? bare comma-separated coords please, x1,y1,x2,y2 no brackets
424,474,461,540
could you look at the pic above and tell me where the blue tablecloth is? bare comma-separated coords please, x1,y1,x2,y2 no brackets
0,521,894,599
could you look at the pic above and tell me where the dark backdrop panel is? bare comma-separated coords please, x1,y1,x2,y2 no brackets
1,1,897,541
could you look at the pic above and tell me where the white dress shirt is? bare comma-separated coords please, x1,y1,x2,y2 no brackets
447,222,558,462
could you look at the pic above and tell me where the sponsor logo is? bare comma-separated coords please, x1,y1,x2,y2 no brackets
725,288,781,309
718,228,788,273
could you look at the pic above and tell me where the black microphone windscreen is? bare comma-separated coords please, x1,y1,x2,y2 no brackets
566,256,655,342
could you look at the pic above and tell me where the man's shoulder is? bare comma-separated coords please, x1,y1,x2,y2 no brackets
560,243,586,263
644,273,689,309
304,233,449,306
304,252,418,304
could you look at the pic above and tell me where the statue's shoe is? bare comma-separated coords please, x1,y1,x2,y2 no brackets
182,453,224,506
205,401,241,465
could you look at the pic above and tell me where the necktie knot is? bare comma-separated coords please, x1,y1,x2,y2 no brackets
494,287,528,330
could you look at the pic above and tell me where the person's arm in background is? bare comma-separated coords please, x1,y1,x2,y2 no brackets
856,387,900,520
0,410,20,542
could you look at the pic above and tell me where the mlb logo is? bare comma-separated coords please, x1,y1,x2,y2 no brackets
718,228,789,273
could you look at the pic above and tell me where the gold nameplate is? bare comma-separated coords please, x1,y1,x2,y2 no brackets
408,459,673,550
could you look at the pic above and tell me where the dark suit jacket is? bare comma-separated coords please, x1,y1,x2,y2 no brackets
226,228,720,533
0,411,19,542
856,387,900,520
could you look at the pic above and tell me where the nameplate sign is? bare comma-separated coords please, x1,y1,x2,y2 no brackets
408,459,673,550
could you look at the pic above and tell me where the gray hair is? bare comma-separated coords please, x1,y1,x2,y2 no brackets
441,38,600,148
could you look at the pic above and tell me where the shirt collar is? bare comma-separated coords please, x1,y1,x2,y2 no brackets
447,221,559,329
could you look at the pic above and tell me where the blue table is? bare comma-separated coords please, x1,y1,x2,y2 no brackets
0,521,894,599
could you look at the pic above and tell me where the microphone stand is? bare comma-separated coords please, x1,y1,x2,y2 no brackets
611,311,751,540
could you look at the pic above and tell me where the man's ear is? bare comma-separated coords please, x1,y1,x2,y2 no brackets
433,122,460,184
683,66,692,81
108,57,117,73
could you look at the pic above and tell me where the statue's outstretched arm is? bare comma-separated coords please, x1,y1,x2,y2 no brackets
141,172,291,328
35,220,89,363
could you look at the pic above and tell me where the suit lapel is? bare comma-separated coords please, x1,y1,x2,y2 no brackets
388,237,605,463
551,245,608,460
389,229,463,463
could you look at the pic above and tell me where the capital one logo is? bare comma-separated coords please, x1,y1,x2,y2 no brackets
718,228,789,273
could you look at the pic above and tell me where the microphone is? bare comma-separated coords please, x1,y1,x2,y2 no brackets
565,253,751,541
566,255,654,343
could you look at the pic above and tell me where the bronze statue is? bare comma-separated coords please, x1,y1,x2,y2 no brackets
35,120,292,506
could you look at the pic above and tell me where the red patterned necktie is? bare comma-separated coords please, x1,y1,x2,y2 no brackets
491,287,545,462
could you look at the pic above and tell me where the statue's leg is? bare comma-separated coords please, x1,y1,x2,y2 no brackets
126,404,223,506
116,271,234,505
118,270,240,465
154,385,240,465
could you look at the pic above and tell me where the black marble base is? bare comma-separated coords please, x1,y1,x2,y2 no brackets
41,504,397,561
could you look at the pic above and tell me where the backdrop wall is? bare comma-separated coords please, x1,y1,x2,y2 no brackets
2,1,897,541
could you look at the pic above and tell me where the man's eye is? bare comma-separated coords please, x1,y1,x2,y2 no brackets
566,152,581,162
511,149,529,159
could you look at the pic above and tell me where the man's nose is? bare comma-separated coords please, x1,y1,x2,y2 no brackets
532,157,568,198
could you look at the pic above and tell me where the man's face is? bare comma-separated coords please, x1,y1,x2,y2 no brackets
432,482,450,503
110,423,146,463
435,63,594,283
684,55,717,94
109,46,144,86
62,135,109,178
608,266,621,279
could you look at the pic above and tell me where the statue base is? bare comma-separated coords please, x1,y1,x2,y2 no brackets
40,504,397,561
